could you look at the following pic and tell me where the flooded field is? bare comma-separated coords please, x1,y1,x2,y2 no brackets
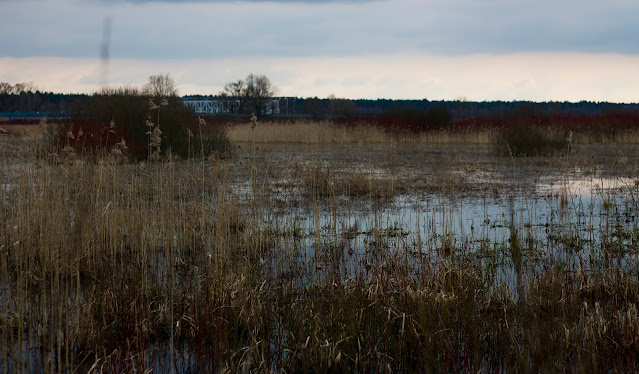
226,143,639,287
1,137,639,372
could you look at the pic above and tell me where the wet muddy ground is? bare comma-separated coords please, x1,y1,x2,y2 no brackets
229,142,638,196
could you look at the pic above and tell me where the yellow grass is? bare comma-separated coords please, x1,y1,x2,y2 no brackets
226,120,494,144
574,129,639,144
0,123,43,138
227,119,639,145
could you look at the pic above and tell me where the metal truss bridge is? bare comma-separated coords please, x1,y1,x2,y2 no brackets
182,99,228,114
182,98,280,115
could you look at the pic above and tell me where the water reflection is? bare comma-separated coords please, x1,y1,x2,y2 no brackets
259,173,639,288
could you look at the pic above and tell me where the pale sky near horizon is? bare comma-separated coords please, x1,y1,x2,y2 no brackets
1,0,638,102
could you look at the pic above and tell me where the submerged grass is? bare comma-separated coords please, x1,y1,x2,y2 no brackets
302,165,397,200
1,122,639,372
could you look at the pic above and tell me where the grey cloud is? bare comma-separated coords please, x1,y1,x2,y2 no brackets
2,0,639,60
94,0,380,3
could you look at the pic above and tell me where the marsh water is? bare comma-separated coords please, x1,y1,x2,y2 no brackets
229,143,639,286
2,139,639,372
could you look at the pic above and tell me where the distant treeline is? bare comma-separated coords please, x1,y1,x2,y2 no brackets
2,90,638,120
286,97,639,119
0,92,87,113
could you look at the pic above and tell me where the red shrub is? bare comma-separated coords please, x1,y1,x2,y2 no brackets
56,120,144,158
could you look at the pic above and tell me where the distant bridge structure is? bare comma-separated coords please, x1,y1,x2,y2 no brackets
182,99,227,114
182,98,280,115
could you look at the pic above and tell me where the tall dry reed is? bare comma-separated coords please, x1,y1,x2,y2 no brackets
226,120,494,144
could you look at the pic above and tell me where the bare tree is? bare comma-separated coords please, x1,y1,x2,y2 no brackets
0,82,12,95
222,80,244,98
243,74,277,115
143,74,178,98
0,82,37,95
219,80,245,113
219,74,277,115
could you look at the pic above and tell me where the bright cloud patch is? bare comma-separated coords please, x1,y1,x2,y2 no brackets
2,53,638,102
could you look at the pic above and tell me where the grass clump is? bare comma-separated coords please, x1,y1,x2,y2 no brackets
340,173,397,199
303,165,333,199
492,121,569,157
302,166,397,200
190,117,234,160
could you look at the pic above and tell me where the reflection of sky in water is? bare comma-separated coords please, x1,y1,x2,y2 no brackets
541,174,637,198
281,175,636,247
259,174,639,284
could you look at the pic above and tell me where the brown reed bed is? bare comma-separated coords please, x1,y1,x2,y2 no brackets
225,118,639,146
1,124,639,372
226,119,495,144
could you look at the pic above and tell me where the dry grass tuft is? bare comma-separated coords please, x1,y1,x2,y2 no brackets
339,173,397,198
303,165,333,198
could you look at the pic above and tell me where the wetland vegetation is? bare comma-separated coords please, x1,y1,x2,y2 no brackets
1,114,639,372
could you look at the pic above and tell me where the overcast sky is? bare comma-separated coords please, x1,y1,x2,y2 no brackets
1,0,638,101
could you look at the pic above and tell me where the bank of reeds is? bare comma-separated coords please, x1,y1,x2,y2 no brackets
227,118,639,147
227,120,494,144
1,131,639,372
